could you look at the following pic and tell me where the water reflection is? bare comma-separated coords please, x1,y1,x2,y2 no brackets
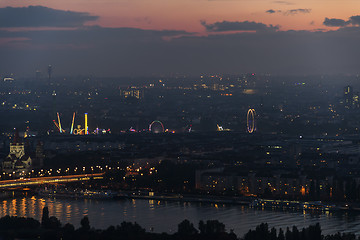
66,204,72,221
149,200,155,210
0,196,360,236
10,198,16,216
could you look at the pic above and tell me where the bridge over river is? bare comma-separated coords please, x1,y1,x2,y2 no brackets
0,173,105,189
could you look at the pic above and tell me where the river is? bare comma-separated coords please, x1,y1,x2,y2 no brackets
1,196,360,237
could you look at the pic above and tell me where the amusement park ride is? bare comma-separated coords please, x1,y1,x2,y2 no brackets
217,124,230,131
53,109,256,134
247,108,256,133
149,120,165,133
216,108,256,133
53,113,168,135
53,112,89,135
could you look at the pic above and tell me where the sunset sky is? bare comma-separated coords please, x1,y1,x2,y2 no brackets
1,0,360,76
1,0,358,31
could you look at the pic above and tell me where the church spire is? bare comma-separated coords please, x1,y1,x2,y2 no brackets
13,129,21,144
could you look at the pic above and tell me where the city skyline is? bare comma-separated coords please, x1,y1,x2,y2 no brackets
1,1,360,76
3,2,360,238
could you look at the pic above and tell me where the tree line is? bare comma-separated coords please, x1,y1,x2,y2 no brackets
0,207,358,240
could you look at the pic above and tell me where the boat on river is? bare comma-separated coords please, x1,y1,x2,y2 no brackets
250,199,337,211
37,187,116,199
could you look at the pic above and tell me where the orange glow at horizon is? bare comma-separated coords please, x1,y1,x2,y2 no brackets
0,0,359,32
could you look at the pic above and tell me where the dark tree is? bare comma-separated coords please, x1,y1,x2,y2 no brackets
278,228,285,240
48,216,61,229
177,219,198,236
0,215,40,230
63,223,75,232
311,223,322,240
256,223,270,240
198,220,225,235
80,216,90,231
270,227,277,240
199,220,205,235
286,227,293,240
41,206,49,228
292,226,300,240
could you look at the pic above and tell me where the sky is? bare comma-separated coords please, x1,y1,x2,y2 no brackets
1,0,360,77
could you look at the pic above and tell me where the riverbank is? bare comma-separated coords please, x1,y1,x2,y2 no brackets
32,187,360,213
1,195,360,236
123,192,360,212
122,191,251,205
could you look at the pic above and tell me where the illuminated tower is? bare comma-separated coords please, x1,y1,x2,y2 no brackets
85,113,88,135
52,90,57,119
57,112,63,133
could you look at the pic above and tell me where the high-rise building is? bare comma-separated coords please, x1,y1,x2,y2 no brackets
353,92,360,108
344,85,353,109
120,87,144,99
344,85,353,96
343,85,359,109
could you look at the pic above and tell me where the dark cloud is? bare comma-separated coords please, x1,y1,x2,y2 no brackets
284,9,311,15
0,6,98,28
322,15,360,27
323,17,349,27
200,20,279,32
265,8,311,16
266,9,276,14
273,1,294,5
349,15,360,25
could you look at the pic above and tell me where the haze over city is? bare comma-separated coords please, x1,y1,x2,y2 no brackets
1,0,360,76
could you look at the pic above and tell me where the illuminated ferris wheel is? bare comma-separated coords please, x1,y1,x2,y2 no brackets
247,109,256,133
149,120,165,133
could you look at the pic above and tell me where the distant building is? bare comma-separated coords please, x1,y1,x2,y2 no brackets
353,92,359,108
344,85,353,97
195,167,332,199
120,87,144,99
2,130,32,175
344,85,353,109
342,85,359,109
34,141,45,168
47,65,52,83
